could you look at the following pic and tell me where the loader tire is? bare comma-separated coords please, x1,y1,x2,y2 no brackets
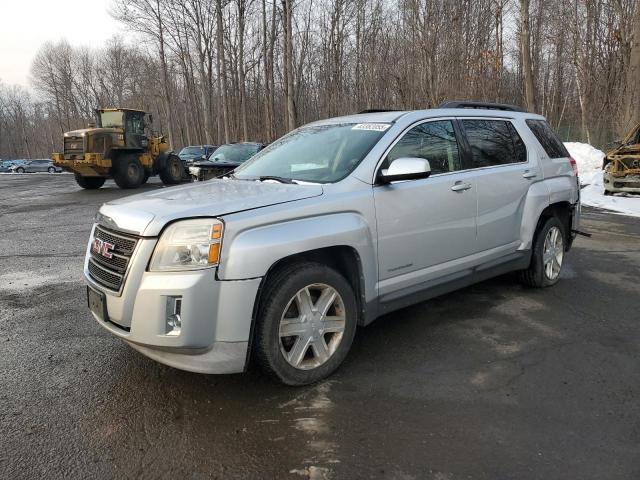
75,174,106,190
158,154,183,185
113,154,144,189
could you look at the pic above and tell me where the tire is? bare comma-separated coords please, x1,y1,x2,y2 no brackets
253,262,358,386
48,167,56,173
158,154,184,185
141,171,150,184
16,167,25,173
74,174,106,190
520,216,566,288
112,154,144,189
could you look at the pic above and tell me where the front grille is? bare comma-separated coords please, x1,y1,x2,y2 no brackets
199,166,233,180
64,136,84,156
614,181,640,189
88,225,139,291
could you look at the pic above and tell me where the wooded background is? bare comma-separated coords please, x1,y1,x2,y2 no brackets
1,0,639,159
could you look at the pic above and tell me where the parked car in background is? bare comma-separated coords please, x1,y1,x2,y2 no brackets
1,159,27,172
178,145,218,165
10,159,62,173
189,142,265,181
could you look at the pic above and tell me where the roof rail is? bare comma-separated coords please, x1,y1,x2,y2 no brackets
438,101,526,113
357,109,400,114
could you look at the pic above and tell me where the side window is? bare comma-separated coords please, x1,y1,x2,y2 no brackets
462,119,527,168
525,119,568,159
386,120,462,175
126,113,145,135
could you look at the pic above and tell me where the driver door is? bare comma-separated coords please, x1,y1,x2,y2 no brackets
373,119,478,300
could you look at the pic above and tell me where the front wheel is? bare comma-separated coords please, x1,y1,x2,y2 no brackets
113,154,144,189
16,167,25,173
75,174,106,189
253,262,358,385
158,154,183,185
520,216,565,288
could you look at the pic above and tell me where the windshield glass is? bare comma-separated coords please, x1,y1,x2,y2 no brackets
180,146,205,156
210,144,260,163
234,123,388,183
100,111,124,128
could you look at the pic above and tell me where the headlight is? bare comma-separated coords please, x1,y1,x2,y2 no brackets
150,218,223,271
189,166,200,176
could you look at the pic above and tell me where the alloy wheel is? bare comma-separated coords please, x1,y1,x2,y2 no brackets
543,226,564,280
278,283,346,370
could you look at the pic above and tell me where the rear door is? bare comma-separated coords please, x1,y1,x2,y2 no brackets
32,161,47,172
373,119,478,299
458,118,533,254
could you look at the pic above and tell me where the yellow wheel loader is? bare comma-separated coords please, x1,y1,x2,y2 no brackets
52,108,184,189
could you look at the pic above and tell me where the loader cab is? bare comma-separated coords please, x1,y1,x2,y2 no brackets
97,109,148,150
124,110,148,150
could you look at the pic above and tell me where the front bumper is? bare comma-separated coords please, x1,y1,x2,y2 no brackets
85,232,262,374
603,171,640,194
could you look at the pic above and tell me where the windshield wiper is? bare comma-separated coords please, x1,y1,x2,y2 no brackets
258,176,296,184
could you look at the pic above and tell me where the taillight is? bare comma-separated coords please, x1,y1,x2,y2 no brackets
569,157,578,176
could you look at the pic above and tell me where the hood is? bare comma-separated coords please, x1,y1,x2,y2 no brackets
65,127,121,137
99,179,323,236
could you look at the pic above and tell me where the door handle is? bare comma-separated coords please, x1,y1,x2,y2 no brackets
451,181,472,192
523,170,537,179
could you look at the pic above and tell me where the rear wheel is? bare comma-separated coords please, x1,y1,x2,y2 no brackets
158,154,183,185
253,262,358,385
520,216,565,288
75,174,106,190
16,167,25,173
113,154,144,189
48,167,56,173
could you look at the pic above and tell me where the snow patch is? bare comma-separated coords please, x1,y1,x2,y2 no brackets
564,142,640,218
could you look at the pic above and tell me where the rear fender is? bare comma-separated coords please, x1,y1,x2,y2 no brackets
519,176,578,250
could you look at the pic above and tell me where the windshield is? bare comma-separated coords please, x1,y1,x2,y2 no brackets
210,144,260,163
180,146,205,156
234,123,388,183
100,111,124,128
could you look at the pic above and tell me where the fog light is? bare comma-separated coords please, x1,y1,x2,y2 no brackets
165,296,182,336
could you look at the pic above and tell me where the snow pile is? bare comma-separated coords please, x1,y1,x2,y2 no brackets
564,142,640,218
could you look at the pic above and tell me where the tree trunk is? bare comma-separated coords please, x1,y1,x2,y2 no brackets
520,0,536,112
623,2,640,135
156,0,175,148
282,0,297,131
216,0,230,144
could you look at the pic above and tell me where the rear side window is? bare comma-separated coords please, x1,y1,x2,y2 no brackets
525,120,568,159
461,119,527,168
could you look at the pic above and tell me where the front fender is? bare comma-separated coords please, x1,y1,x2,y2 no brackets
218,212,377,298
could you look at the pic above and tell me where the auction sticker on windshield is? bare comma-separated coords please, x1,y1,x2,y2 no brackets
352,123,391,131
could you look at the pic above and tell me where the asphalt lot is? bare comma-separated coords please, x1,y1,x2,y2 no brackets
1,173,639,480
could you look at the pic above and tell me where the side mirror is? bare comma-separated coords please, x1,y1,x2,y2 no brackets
378,157,431,184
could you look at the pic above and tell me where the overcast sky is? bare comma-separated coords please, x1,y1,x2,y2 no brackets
0,0,122,88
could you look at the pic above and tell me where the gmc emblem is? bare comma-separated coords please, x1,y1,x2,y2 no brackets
92,238,115,259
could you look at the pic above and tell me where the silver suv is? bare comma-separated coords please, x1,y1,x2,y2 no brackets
85,102,580,385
